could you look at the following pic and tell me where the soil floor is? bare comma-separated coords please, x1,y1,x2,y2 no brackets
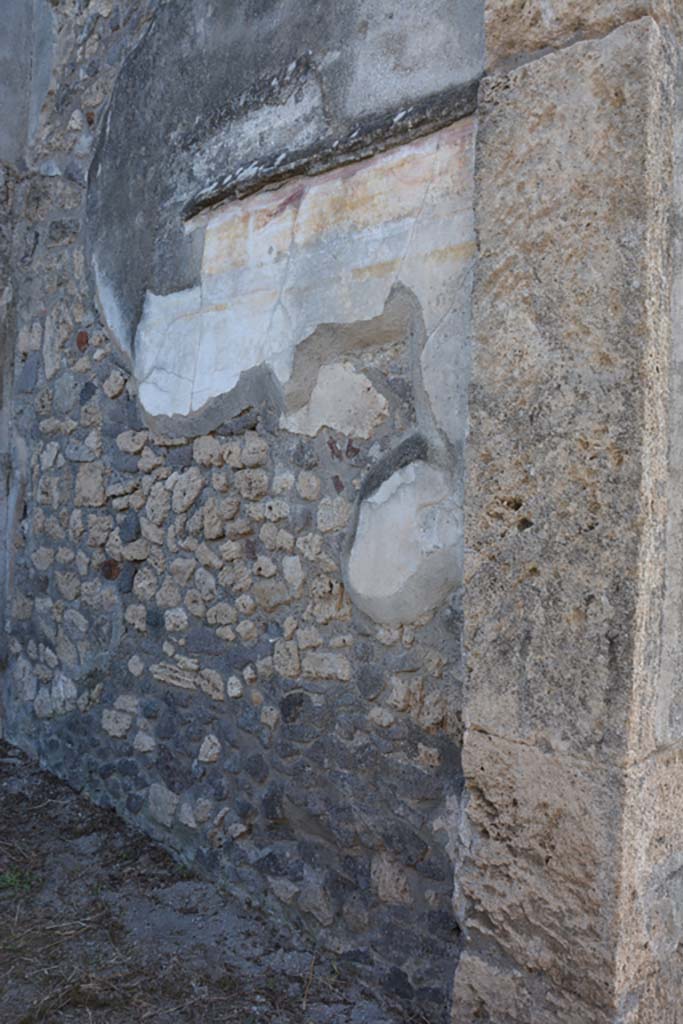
0,740,429,1024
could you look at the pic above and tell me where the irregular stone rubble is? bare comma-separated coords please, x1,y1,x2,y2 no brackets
0,4,475,1012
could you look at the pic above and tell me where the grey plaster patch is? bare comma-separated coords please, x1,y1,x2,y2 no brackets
187,79,480,219
0,0,54,167
283,285,418,415
139,363,283,441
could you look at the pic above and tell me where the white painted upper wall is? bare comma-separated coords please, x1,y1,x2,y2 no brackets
134,119,476,431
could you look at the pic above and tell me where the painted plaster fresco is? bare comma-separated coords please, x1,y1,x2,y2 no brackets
134,122,475,424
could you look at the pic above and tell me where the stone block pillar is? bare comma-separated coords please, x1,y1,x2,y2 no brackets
454,7,683,1022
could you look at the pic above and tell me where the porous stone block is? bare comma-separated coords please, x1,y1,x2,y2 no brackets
453,732,621,1022
484,1,681,67
615,750,683,1017
75,463,106,507
464,18,672,764
457,16,677,1021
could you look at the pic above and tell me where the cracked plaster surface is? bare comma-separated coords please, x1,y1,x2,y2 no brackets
130,118,476,428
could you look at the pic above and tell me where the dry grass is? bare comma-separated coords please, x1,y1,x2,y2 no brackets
0,744,436,1024
0,889,297,1024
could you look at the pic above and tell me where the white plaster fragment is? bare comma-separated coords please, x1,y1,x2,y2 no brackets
124,121,475,422
345,463,461,626
281,362,388,438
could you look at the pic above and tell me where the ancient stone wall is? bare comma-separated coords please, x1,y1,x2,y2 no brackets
0,1,483,1018
4,2,683,1023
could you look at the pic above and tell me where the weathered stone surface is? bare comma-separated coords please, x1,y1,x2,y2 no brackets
147,782,178,828
234,469,269,501
297,472,320,501
197,668,224,701
282,555,304,597
133,730,156,753
102,708,133,738
613,751,683,1019
241,433,268,467
116,429,148,454
75,464,106,507
34,687,54,719
454,732,622,1023
456,16,676,1022
273,639,300,678
164,607,188,632
14,658,37,702
485,0,681,67
103,368,127,398
463,18,671,761
301,651,351,682
371,853,412,906
150,661,196,690
192,435,222,466
172,467,203,513
368,706,394,728
226,675,243,699
31,547,54,571
114,694,139,715
252,579,290,612
317,496,351,534
198,733,221,763
51,674,78,715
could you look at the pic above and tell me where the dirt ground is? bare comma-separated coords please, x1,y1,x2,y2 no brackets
0,740,428,1024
